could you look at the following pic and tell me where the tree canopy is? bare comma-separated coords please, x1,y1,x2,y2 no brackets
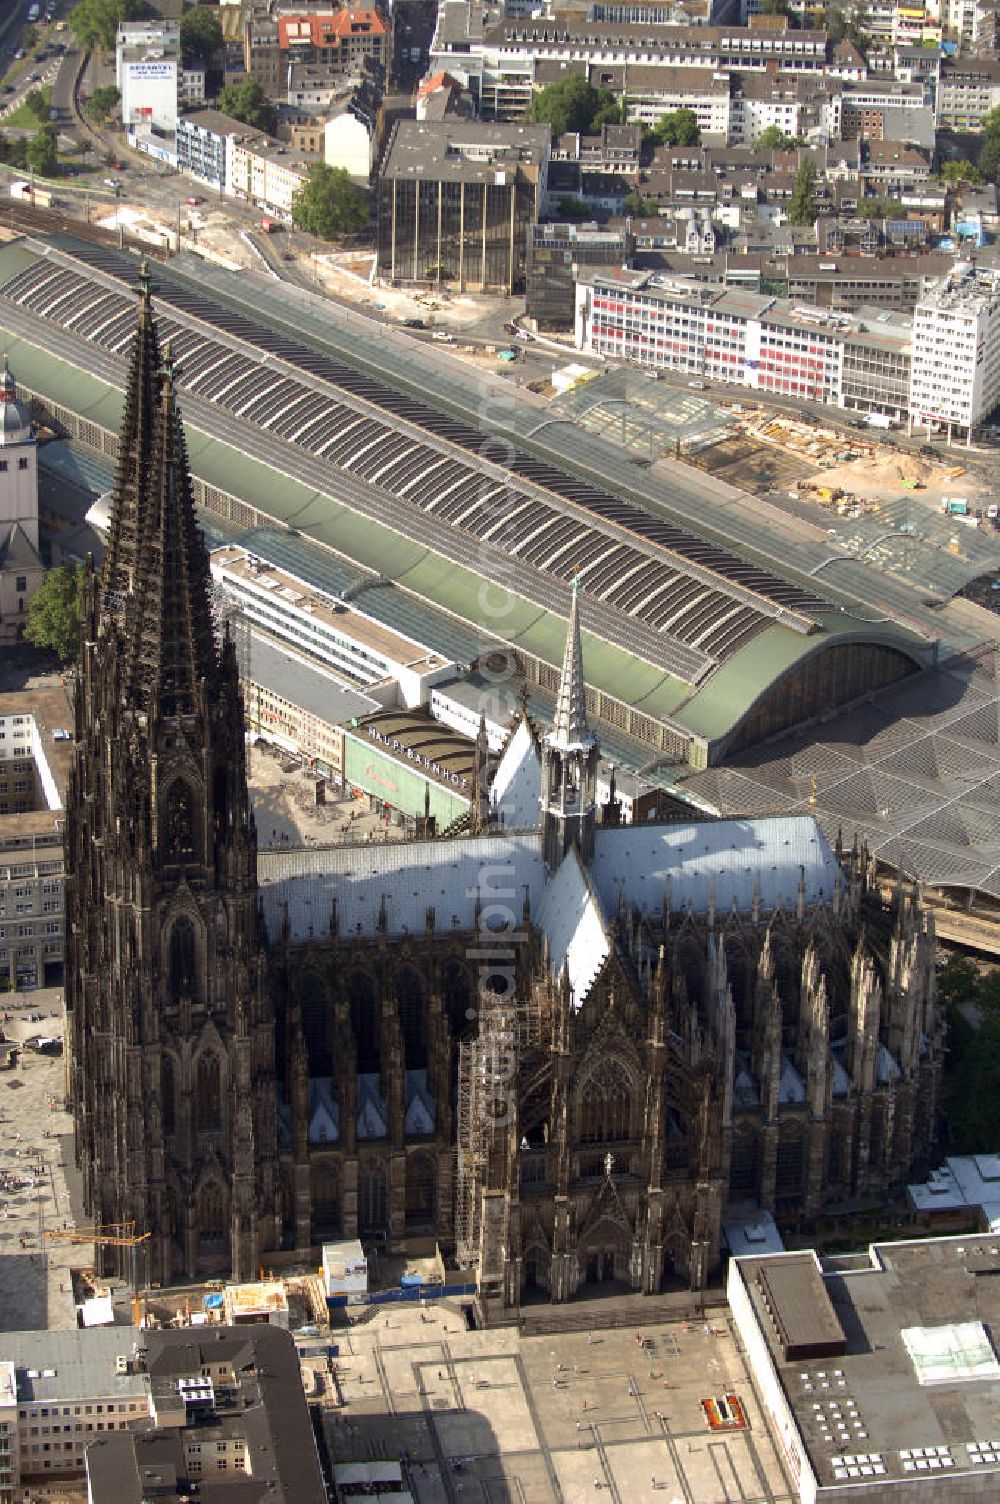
624,191,659,216
69,0,142,53
978,109,1000,182
557,195,590,221
25,567,82,663
756,124,798,150
291,163,369,238
180,6,223,65
24,89,50,123
826,5,869,55
527,76,623,136
647,107,701,147
218,77,277,135
26,127,57,178
940,158,982,186
941,956,1000,1153
0,131,28,172
83,85,121,124
787,159,818,225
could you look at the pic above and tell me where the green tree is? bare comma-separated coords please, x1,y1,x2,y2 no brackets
24,89,49,123
83,84,120,124
0,131,28,171
757,124,796,150
647,107,700,147
591,94,626,130
624,191,659,215
557,195,590,221
21,24,38,52
938,953,980,1005
218,77,277,135
787,159,818,225
979,135,1000,182
758,0,794,18
26,128,57,177
24,566,82,663
291,163,368,238
826,5,869,55
977,110,1000,182
526,76,619,137
940,159,982,185
180,5,223,65
69,0,142,54
942,999,1000,1152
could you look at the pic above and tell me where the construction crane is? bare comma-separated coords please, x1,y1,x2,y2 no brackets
44,1223,152,1325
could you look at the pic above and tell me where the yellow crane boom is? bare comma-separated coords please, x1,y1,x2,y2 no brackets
43,1229,152,1247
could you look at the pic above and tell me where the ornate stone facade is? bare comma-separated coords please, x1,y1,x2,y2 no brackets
66,282,944,1303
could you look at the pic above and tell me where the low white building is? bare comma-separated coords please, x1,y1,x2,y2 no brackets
228,134,313,219
908,262,1000,444
209,545,454,707
325,106,376,179
322,1240,368,1300
0,689,71,991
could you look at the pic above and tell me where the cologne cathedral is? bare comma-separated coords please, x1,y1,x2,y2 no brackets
66,274,944,1305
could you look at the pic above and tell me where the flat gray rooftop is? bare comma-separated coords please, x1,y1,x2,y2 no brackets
736,1236,1000,1495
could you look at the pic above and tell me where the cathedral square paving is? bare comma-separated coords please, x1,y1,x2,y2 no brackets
318,1302,795,1504
0,987,81,1334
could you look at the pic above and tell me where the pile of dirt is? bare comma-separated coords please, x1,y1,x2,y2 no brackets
807,451,949,494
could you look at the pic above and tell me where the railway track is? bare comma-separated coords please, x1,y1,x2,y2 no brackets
2,200,168,260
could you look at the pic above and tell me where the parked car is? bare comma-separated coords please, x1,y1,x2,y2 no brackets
184,195,202,205
402,317,426,329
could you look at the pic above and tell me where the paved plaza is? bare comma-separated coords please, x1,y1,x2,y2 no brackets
0,987,81,1333
315,1303,796,1504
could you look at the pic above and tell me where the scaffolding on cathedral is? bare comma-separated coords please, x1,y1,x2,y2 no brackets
455,984,542,1269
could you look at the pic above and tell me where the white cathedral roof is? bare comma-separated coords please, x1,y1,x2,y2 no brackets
259,816,837,1009
590,816,839,919
490,717,541,830
258,833,545,942
534,844,610,1005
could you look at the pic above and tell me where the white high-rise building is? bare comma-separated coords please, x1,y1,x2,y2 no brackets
908,263,1000,444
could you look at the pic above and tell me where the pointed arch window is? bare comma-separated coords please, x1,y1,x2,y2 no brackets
311,1160,341,1240
163,780,196,857
442,959,473,1038
299,971,332,1078
405,1152,436,1226
161,1057,176,1137
196,1052,222,1131
349,971,380,1075
168,917,197,1001
580,1058,633,1144
395,965,426,1070
359,1159,387,1232
197,1181,227,1259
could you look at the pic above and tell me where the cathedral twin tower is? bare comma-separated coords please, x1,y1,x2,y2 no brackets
66,266,278,1284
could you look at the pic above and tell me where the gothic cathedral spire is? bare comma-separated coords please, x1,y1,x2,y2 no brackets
103,259,161,608
541,576,599,870
65,275,278,1287
122,345,217,717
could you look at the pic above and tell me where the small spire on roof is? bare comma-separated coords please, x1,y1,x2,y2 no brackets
548,572,593,752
